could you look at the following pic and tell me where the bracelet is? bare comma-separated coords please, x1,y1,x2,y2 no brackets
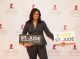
23,43,24,45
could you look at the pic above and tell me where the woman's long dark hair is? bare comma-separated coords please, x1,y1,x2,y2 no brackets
28,8,41,23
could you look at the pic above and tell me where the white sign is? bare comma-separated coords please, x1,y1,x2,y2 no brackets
54,31,75,44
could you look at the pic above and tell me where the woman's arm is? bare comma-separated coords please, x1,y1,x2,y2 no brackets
22,22,28,34
21,22,33,46
42,21,54,40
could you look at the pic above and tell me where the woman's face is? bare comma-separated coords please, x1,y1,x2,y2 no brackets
33,11,39,21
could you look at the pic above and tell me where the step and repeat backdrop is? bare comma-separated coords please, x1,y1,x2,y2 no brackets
0,0,80,59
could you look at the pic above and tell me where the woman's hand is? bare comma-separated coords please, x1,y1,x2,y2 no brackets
19,43,24,46
24,43,33,47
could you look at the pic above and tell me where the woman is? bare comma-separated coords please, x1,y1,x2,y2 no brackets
22,8,54,59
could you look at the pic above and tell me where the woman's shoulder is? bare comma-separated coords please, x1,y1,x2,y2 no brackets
25,20,31,24
41,20,45,23
41,20,46,24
